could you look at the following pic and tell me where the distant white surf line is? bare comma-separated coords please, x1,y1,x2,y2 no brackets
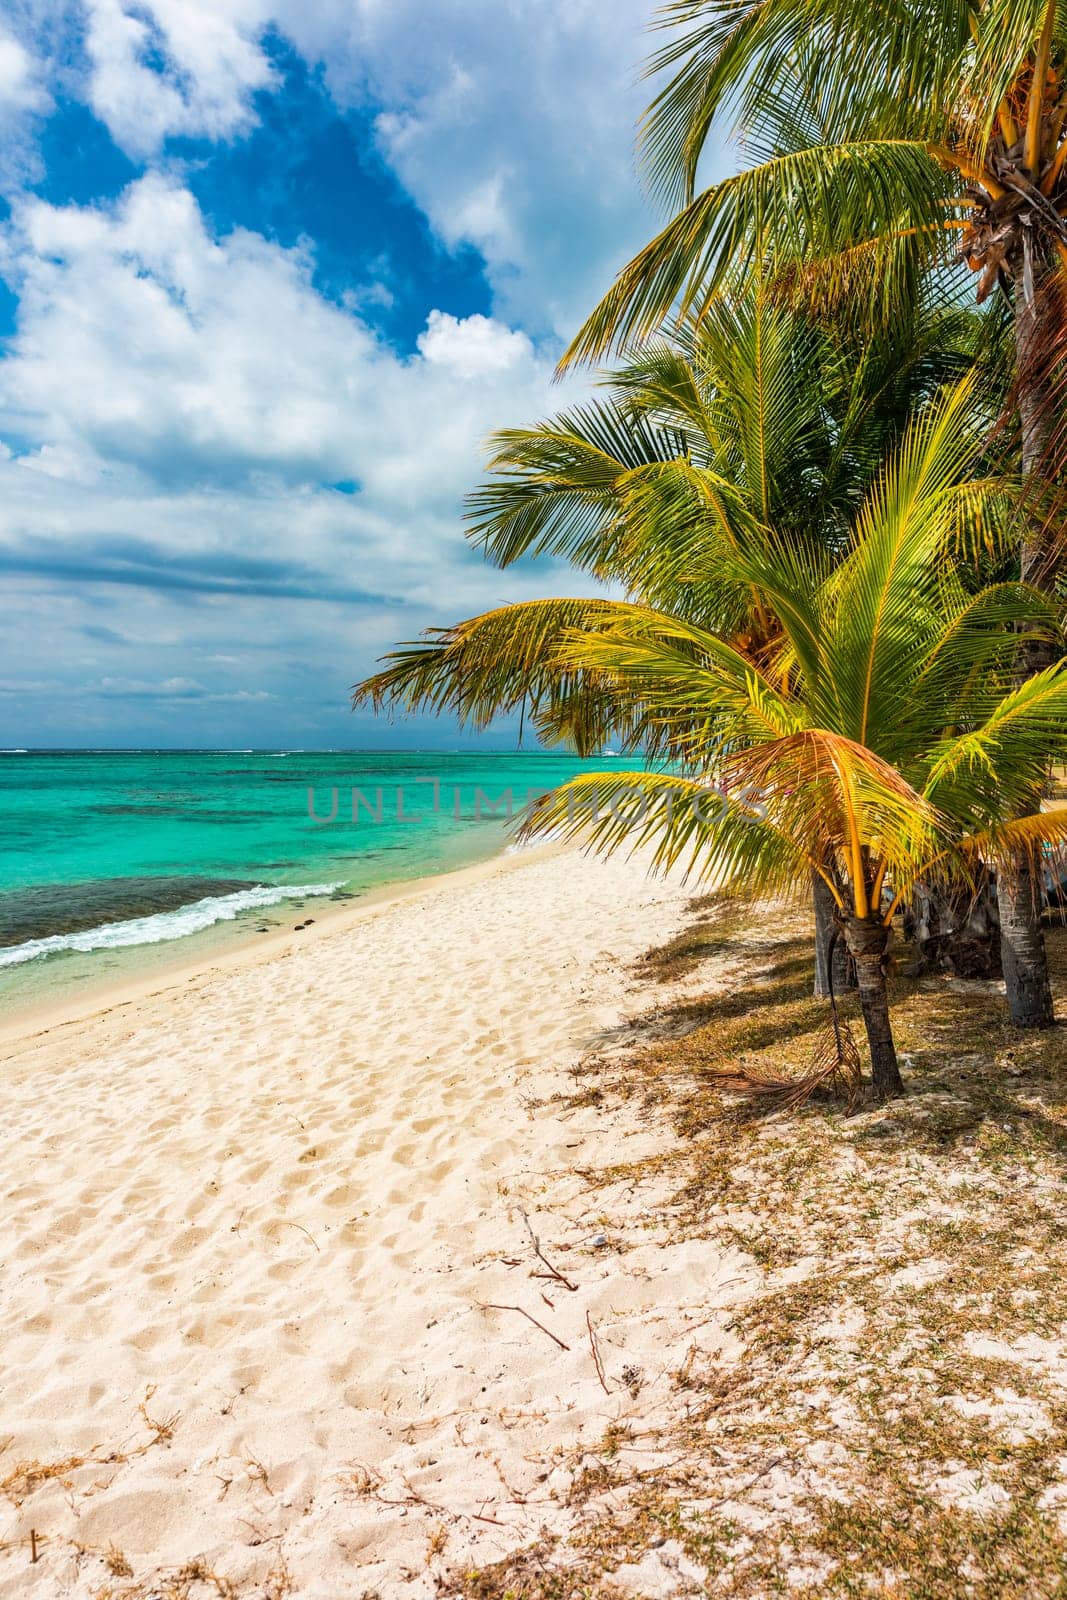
0,882,343,968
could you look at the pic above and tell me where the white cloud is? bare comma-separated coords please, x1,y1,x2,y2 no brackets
0,32,48,117
417,310,532,378
0,176,604,743
0,26,51,188
279,0,675,338
61,0,673,341
83,0,274,156
2,176,566,505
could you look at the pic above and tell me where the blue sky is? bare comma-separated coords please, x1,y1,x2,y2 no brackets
0,0,686,748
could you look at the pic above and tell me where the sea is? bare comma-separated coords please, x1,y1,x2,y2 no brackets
0,748,640,1021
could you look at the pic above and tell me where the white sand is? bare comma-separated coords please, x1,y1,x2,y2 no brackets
0,846,751,1597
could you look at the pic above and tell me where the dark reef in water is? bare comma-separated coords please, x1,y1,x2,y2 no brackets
0,876,257,948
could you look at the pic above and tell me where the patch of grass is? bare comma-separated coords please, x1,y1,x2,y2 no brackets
105,1546,134,1578
455,1538,608,1600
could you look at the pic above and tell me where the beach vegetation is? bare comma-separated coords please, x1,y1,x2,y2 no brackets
563,0,1067,1028
357,376,1067,1097
442,902,1067,1597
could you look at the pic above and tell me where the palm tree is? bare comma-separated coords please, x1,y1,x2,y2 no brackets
561,0,1067,1028
464,291,1000,992
566,0,1067,362
473,293,993,608
356,382,1067,1096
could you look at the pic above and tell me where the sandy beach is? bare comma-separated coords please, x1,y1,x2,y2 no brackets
0,844,746,1596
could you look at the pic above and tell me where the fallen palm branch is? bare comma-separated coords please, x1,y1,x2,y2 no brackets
700,1004,863,1115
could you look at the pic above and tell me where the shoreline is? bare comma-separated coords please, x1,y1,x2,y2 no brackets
0,748,636,1045
7,841,1067,1593
0,841,705,1597
0,836,564,1050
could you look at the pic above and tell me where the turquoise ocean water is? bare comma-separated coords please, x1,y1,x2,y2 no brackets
0,748,640,1016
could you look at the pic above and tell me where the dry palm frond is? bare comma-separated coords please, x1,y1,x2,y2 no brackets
703,1003,863,1115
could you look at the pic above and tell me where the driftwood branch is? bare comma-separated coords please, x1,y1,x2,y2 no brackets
586,1311,611,1394
477,1302,570,1352
519,1207,579,1291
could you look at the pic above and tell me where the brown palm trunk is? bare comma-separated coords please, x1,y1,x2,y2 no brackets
812,869,855,998
996,250,1055,1028
998,856,1054,1027
843,916,903,1100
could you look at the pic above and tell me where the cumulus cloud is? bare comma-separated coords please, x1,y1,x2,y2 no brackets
1,176,567,499
417,310,533,378
53,0,673,339
83,0,274,157
0,31,48,117
325,0,665,335
0,176,603,743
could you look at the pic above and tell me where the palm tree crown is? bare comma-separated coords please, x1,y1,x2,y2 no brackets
564,0,1067,361
356,379,1067,1093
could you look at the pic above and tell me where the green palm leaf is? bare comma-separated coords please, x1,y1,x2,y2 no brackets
562,142,957,366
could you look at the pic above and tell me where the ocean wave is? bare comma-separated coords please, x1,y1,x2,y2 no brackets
0,882,343,968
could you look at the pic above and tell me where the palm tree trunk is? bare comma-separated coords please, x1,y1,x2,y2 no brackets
998,856,1055,1027
996,249,1056,1028
812,869,855,998
843,916,903,1100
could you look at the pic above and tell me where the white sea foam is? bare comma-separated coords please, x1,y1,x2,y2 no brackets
0,882,343,968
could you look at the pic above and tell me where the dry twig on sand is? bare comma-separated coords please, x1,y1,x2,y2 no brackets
586,1312,611,1395
519,1207,578,1291
476,1302,570,1351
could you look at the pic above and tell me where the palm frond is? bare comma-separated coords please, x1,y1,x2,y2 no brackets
517,766,816,890
465,402,687,570
641,0,973,207
922,660,1067,822
352,598,659,755
561,141,958,367
822,375,986,749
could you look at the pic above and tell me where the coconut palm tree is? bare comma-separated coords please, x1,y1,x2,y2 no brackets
561,0,1067,1028
465,290,1005,991
566,0,1067,363
472,293,995,615
356,381,1067,1095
